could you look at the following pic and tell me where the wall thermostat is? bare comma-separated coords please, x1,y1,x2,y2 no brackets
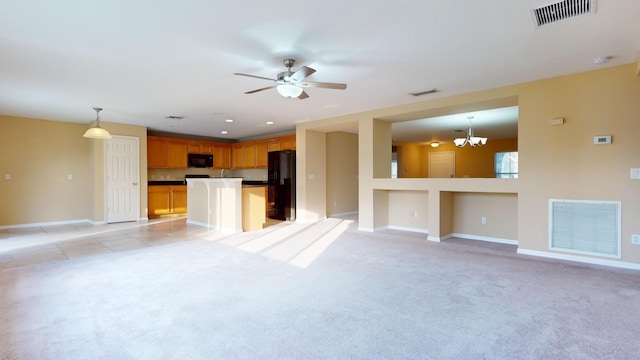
594,135,611,145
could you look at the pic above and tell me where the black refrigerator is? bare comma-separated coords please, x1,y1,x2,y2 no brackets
268,150,296,221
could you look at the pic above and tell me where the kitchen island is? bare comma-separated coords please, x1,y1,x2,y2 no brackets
186,178,243,233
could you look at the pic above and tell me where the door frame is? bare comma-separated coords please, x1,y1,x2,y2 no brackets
104,135,141,224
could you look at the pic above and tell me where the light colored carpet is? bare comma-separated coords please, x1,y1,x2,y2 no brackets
1,217,639,359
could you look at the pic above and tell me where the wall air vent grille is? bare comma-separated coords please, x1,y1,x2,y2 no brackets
532,0,596,27
549,199,620,258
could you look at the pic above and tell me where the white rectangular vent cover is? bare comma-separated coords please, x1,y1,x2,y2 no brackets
549,199,620,258
532,0,597,27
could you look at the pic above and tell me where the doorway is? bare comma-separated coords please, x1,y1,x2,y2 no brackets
105,136,140,223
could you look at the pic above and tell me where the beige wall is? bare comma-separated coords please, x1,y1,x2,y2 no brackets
326,132,358,215
0,116,148,226
0,116,91,226
298,63,640,266
452,192,517,241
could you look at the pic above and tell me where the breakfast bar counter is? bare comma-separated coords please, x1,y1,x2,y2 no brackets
186,178,243,233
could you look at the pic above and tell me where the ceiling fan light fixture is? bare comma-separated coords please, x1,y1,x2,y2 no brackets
83,107,112,139
430,142,440,148
277,84,303,98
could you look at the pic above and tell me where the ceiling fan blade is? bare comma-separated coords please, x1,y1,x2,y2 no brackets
245,85,276,94
234,73,276,82
290,66,316,82
298,81,347,90
298,91,309,100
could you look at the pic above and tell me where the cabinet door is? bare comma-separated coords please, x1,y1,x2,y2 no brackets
171,186,188,213
281,136,295,150
213,144,231,169
201,142,214,155
244,143,256,168
166,140,188,168
147,137,167,168
187,142,202,153
232,144,244,169
255,142,268,168
148,186,171,218
267,140,281,152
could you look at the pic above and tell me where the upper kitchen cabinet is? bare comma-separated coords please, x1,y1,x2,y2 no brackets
166,139,188,168
187,140,214,154
255,141,268,168
281,135,296,150
213,143,231,169
147,136,167,168
243,142,256,168
266,135,296,152
232,143,244,169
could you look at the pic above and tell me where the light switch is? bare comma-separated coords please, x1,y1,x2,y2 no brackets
67,174,73,180
4,173,10,180
631,168,640,180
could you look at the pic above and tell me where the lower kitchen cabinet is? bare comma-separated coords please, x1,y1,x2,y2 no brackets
148,185,187,218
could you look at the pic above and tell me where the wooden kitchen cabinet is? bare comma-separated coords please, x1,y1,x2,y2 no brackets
255,142,268,168
147,137,167,168
281,136,296,150
148,185,187,218
243,142,256,168
213,144,231,169
232,143,244,169
166,140,188,168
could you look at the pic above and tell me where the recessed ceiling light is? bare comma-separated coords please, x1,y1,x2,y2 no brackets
220,130,228,134
593,56,610,65
266,121,274,125
225,119,234,123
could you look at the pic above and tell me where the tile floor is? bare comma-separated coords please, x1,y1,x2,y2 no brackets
0,217,224,269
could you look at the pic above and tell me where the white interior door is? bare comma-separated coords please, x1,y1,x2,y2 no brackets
429,151,455,178
106,136,140,223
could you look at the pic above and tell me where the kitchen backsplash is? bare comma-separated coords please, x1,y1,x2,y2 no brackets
148,168,267,181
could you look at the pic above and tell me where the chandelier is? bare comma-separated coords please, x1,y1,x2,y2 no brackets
454,116,486,148
83,107,112,139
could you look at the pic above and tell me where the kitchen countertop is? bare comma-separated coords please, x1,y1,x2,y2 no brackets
149,178,267,186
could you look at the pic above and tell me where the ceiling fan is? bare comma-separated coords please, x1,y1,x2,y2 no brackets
234,59,347,99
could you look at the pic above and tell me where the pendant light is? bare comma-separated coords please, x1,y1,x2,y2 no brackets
83,107,112,139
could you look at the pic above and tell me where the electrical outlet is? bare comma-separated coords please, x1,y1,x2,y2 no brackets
632,234,640,245
481,216,487,225
4,173,10,180
67,174,73,180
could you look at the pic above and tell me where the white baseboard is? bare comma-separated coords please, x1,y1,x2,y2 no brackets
328,211,358,217
387,225,429,234
0,219,92,230
517,249,640,270
447,233,518,245
186,219,242,233
427,236,442,242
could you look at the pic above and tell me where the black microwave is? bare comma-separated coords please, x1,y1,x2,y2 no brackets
187,153,213,168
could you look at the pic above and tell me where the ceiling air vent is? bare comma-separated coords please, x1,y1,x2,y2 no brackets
411,88,439,97
532,0,596,27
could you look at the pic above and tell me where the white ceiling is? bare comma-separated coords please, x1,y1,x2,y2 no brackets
1,1,638,142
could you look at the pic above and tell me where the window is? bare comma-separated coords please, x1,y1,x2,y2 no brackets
495,151,518,178
391,151,398,178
